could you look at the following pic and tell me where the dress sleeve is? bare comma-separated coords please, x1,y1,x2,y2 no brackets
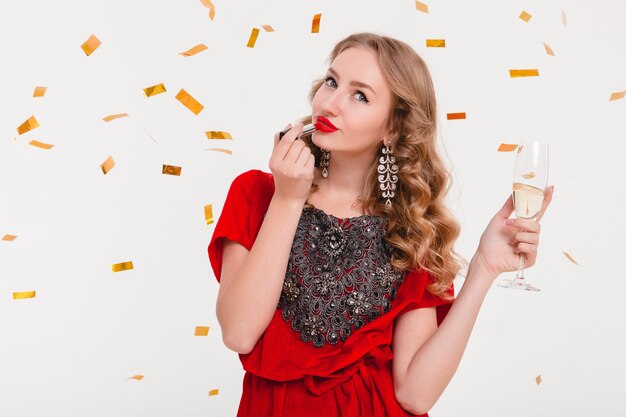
399,269,455,326
207,170,257,283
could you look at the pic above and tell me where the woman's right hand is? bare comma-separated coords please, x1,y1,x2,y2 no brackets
269,122,316,203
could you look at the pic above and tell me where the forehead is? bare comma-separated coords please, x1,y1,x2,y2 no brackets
329,46,391,95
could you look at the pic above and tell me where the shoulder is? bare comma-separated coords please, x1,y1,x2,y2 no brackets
230,169,275,203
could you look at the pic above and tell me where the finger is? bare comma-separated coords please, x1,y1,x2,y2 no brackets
274,124,290,148
535,185,554,223
283,138,306,165
510,232,539,245
276,122,303,160
513,242,537,255
506,218,540,233
294,144,312,166
497,194,514,220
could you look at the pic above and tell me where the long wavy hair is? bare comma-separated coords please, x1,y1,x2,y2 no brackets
300,33,466,299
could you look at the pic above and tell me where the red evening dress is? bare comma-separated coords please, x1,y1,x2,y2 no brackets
208,169,455,417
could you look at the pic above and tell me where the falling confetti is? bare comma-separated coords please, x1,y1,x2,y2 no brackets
209,389,219,396
517,145,524,153
179,44,208,57
261,25,275,32
205,148,232,155
13,291,36,300
426,39,445,48
497,143,518,152
609,90,626,101
543,42,555,56
446,112,466,120
33,86,47,97
521,172,536,179
200,0,216,20
535,375,542,385
81,34,102,56
112,261,134,273
102,113,129,122
246,28,260,48
143,83,167,98
29,140,54,150
128,375,144,381
162,164,182,176
2,235,17,241
311,14,321,33
519,11,532,22
509,69,539,78
204,205,214,225
561,10,567,27
144,129,158,144
17,115,40,135
205,131,233,140
100,156,116,174
562,251,579,265
175,89,204,115
415,1,429,13
195,326,210,336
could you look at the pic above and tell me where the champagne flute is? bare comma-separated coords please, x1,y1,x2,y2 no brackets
497,141,549,291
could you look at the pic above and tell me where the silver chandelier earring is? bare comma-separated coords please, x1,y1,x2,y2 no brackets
377,141,399,206
321,149,331,178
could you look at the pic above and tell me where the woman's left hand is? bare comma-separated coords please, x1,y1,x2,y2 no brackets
471,186,554,280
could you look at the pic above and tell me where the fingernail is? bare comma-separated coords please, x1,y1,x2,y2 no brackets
505,219,514,225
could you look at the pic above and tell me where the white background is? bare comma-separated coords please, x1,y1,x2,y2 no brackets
1,0,624,416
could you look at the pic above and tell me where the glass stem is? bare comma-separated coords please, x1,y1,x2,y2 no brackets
515,253,526,280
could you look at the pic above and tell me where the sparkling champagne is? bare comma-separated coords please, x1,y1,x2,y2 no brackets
512,182,545,219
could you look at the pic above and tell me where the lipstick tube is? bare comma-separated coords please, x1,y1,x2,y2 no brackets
278,123,316,140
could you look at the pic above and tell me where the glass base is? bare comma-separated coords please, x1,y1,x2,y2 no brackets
497,277,541,291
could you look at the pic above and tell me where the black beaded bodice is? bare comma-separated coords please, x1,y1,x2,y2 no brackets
277,207,406,348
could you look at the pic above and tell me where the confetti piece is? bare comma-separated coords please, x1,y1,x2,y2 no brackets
100,156,115,174
29,140,54,150
205,131,233,140
179,44,208,57
205,148,232,154
128,375,144,381
519,11,532,22
415,1,429,13
609,90,626,101
497,143,518,152
33,86,47,97
112,261,134,272
535,375,542,385
204,204,214,225
209,389,219,396
200,0,216,20
521,172,535,179
426,39,445,48
246,28,260,48
17,115,40,135
2,235,17,241
175,89,204,115
509,69,539,78
143,83,167,98
81,34,102,56
311,14,321,33
13,291,36,300
195,326,210,336
561,10,567,27
543,42,555,56
162,164,182,176
446,112,466,120
144,128,158,144
102,113,129,122
517,145,524,153
562,251,579,265
261,25,275,32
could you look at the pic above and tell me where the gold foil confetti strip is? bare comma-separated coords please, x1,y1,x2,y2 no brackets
200,0,216,20
509,69,539,78
562,251,579,265
209,389,219,396
311,14,322,33
205,148,232,155
205,131,233,140
81,34,102,56
128,375,144,381
162,164,182,176
262,25,275,32
29,140,54,150
102,113,129,122
535,375,542,385
195,326,210,336
2,235,17,241
179,44,208,57
447,112,466,120
17,115,40,135
247,28,260,48
415,1,429,13
143,83,167,98
13,291,36,300
426,39,445,48
562,10,567,27
519,11,532,22
521,172,535,179
609,90,626,101
175,89,204,115
100,156,115,174
497,143,518,152
33,86,47,97
204,204,214,225
112,261,134,272
543,42,555,56
517,145,524,153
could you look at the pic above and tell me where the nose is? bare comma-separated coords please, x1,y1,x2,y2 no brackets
319,89,341,116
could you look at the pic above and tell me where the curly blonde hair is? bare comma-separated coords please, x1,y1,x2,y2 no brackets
301,33,466,299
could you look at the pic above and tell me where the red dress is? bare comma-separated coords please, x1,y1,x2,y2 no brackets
208,169,455,417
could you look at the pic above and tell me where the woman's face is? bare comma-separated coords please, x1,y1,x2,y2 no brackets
311,46,395,154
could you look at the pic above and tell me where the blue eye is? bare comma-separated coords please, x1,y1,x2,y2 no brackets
323,76,369,103
354,91,369,103
324,76,337,88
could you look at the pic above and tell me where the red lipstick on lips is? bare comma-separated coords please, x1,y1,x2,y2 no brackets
314,116,338,133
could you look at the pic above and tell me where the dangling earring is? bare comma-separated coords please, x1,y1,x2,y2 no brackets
321,149,330,178
377,141,398,206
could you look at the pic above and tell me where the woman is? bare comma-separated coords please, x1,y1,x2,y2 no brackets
208,32,554,417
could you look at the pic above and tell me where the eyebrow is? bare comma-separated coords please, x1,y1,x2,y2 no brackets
327,67,377,96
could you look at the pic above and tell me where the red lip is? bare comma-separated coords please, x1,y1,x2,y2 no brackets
314,116,338,133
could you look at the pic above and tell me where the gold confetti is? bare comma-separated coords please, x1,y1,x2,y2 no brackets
426,39,445,48
179,44,208,57
102,113,129,122
143,83,167,98
205,148,232,155
498,143,518,152
200,0,216,20
543,42,555,56
561,10,567,27
162,164,182,176
521,172,535,179
415,1,429,13
17,115,40,135
100,156,116,174
128,375,144,381
29,140,54,150
563,251,579,265
609,90,626,101
509,69,539,78
2,235,17,241
175,89,204,115
81,34,102,56
112,261,134,273
519,11,532,22
205,131,233,140
261,25,275,32
33,86,47,97
447,112,466,120
204,204,214,225
13,291,36,300
517,145,524,153
195,326,210,336
311,14,322,33
246,28,260,48
209,389,219,396
535,375,542,385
